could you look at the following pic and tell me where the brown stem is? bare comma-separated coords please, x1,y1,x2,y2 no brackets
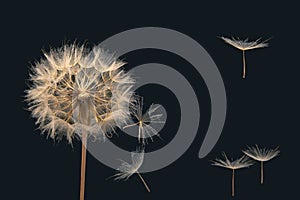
137,172,151,192
80,133,87,200
232,169,235,197
242,50,246,79
78,99,91,200
261,161,264,184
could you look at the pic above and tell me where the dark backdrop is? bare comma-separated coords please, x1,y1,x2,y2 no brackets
3,1,299,200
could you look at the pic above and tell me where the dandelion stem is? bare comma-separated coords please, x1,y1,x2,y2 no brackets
260,161,264,184
232,169,235,197
242,50,246,78
137,172,151,192
80,132,87,200
79,101,90,200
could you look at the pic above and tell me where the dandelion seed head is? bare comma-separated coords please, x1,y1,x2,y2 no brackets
243,145,280,162
26,43,135,143
211,152,253,170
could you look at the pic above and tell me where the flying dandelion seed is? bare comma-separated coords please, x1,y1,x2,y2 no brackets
220,36,269,78
211,153,253,197
114,148,150,192
123,97,165,144
243,145,280,184
25,43,135,200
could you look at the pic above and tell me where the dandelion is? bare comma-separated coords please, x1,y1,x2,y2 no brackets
114,148,150,192
220,36,269,78
243,145,280,184
211,153,253,197
123,97,164,144
25,43,134,200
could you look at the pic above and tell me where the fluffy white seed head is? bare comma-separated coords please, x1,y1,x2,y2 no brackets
26,44,135,143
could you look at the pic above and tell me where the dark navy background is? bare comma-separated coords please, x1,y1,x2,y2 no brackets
3,1,298,199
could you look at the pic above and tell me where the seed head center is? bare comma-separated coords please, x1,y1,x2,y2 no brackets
78,89,90,100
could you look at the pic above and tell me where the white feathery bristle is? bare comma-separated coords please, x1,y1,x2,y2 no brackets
114,148,144,180
212,152,254,170
243,145,280,162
